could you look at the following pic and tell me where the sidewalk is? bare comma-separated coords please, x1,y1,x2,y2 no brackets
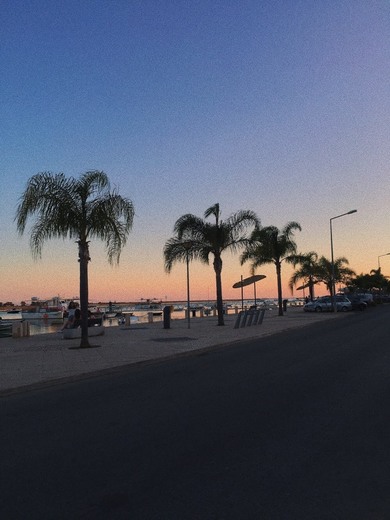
0,308,342,395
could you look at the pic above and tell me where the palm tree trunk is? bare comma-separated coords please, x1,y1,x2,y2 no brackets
309,276,315,300
78,241,90,348
276,261,283,316
214,255,224,326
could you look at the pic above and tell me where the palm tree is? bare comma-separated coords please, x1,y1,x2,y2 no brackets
164,203,259,326
316,256,355,296
15,171,135,348
289,251,319,301
241,222,302,316
346,273,371,293
369,268,389,291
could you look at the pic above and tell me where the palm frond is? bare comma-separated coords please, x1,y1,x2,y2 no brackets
204,203,220,224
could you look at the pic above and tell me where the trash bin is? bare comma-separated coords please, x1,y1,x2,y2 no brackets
283,299,288,312
163,305,171,329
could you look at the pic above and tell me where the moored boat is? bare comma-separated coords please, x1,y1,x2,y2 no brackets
0,310,23,320
133,299,163,315
103,302,123,318
22,306,63,321
21,296,64,321
0,320,13,338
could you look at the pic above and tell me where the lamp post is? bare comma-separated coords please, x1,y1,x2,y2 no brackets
182,242,192,329
330,209,357,312
378,253,390,270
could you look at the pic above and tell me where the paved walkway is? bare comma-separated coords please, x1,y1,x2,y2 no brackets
0,308,343,395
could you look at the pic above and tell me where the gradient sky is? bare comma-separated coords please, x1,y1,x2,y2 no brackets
1,0,389,304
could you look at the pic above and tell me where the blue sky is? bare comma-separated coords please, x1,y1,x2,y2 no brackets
1,0,389,303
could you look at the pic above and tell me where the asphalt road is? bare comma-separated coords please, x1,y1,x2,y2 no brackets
1,306,390,519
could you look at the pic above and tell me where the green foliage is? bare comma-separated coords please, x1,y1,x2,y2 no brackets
315,256,356,295
164,203,259,325
16,171,134,264
347,268,390,293
15,170,134,347
241,222,302,316
288,251,319,300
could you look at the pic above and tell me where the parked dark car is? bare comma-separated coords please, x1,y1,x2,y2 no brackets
348,296,368,311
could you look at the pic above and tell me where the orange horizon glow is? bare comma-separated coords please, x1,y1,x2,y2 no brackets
1,243,386,306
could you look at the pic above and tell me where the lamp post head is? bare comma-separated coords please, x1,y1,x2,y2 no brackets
331,209,358,222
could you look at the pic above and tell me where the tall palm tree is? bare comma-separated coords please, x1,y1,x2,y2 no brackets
164,203,259,326
241,222,302,316
316,256,355,296
289,251,319,301
369,267,389,290
15,171,135,348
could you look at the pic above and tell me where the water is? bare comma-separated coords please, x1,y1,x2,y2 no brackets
1,302,285,337
0,308,209,337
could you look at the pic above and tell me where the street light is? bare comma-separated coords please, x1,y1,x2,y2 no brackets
378,253,390,270
330,209,357,312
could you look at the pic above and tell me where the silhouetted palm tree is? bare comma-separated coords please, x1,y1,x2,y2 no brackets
241,222,302,316
289,251,319,301
369,268,387,289
164,203,259,326
15,171,134,347
316,256,355,296
346,273,372,292
347,269,390,298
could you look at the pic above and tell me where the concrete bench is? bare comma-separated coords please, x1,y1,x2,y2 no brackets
62,326,105,339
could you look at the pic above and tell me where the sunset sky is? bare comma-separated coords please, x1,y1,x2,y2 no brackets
1,0,389,305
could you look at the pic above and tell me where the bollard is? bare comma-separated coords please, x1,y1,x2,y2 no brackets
163,306,171,329
12,322,22,338
235,306,239,314
22,321,30,337
148,312,154,323
125,314,131,327
200,308,204,318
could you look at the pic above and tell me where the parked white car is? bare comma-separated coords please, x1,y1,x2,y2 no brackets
304,296,352,312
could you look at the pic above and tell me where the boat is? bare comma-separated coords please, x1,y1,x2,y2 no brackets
0,320,13,338
117,314,138,325
171,304,184,311
0,310,23,320
133,299,163,315
103,302,123,318
22,305,63,321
